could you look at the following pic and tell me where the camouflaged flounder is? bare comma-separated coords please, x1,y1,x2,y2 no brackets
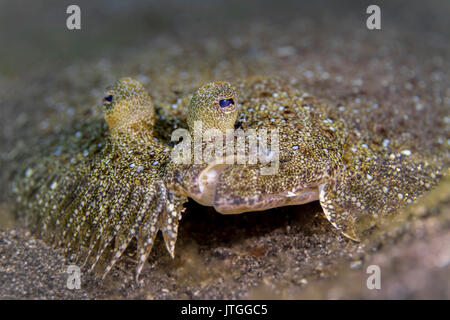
12,77,438,281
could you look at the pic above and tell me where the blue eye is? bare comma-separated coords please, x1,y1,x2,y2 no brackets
219,98,234,108
103,95,113,104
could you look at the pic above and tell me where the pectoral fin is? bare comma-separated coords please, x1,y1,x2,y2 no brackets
318,155,435,241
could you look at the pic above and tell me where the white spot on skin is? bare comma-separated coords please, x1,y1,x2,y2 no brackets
401,150,412,156
25,168,33,178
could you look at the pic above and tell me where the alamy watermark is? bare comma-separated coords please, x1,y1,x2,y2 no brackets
66,265,81,289
366,5,381,30
366,264,381,290
170,121,280,175
66,5,81,30
66,5,381,31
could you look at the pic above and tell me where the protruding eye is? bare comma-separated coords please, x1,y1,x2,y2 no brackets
103,94,113,105
218,98,234,109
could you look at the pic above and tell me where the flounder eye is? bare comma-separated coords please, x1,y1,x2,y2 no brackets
218,98,234,109
103,94,113,105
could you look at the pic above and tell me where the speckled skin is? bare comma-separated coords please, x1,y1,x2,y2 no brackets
171,78,437,240
12,77,439,281
13,78,187,281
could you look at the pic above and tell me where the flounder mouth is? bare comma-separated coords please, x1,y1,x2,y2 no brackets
186,156,321,214
186,155,235,207
213,187,320,214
